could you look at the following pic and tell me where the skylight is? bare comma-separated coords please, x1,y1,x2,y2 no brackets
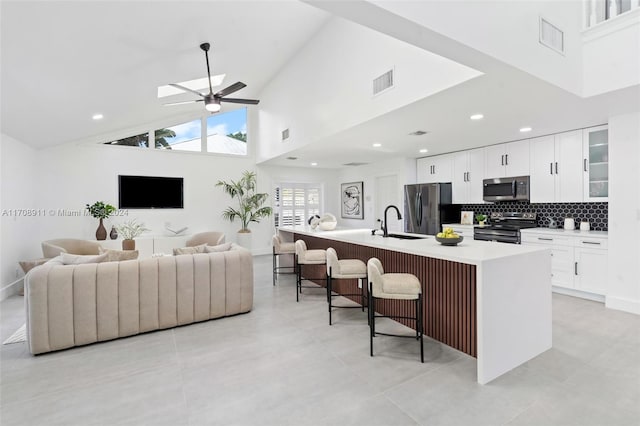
157,74,226,98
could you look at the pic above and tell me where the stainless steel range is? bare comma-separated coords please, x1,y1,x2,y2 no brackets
473,212,538,244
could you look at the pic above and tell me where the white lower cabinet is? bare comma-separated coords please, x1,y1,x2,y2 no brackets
574,238,608,295
521,230,607,298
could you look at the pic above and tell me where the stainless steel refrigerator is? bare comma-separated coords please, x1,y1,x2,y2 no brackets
404,183,461,235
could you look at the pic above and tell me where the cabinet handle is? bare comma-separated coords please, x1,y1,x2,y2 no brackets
463,172,467,182
505,154,509,165
550,163,553,175
467,171,470,181
574,262,578,275
555,162,558,174
584,159,588,172
433,165,436,174
538,237,553,241
582,241,601,245
501,155,504,166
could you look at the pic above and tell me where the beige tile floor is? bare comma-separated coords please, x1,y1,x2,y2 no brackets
1,255,639,426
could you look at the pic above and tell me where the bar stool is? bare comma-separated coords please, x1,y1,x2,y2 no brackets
367,257,424,363
326,248,367,325
295,240,327,302
272,234,295,286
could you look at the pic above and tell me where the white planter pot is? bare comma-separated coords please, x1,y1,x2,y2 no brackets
236,232,252,250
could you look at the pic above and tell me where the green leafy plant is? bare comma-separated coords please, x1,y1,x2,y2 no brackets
116,219,150,240
86,201,116,219
216,171,273,232
475,214,487,223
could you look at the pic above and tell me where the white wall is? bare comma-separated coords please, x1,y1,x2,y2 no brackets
336,156,416,231
32,142,276,255
582,10,640,97
606,111,640,314
257,16,480,163
1,134,39,298
372,0,584,96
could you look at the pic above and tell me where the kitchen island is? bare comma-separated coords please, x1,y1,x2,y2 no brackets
278,226,552,384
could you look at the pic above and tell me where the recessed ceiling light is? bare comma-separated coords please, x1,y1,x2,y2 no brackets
419,149,428,153
372,143,382,147
470,114,484,120
92,114,103,120
409,130,428,136
520,127,532,132
311,162,318,166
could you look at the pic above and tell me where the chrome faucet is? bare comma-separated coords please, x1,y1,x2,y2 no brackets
383,205,402,237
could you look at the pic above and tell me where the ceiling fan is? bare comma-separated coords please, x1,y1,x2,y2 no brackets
163,43,259,113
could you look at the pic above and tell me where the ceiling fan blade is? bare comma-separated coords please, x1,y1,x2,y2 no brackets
168,83,205,98
219,97,260,105
163,99,203,106
215,82,246,98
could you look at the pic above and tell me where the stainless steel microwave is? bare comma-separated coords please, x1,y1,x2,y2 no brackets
483,176,530,202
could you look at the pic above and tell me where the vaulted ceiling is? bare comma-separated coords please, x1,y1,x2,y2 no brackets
0,1,330,148
2,0,638,168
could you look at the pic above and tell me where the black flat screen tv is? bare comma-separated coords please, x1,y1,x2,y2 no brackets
118,175,184,209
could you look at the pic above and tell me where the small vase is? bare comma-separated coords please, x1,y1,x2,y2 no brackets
110,226,118,240
96,218,107,240
122,239,135,250
478,221,486,227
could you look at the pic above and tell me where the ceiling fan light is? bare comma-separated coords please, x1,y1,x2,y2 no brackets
205,99,221,112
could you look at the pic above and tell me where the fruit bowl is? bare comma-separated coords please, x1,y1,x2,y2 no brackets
435,235,464,246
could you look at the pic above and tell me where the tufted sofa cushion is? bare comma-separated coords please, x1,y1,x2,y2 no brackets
25,244,253,354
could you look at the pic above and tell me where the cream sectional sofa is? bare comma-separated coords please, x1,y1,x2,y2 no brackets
25,244,253,355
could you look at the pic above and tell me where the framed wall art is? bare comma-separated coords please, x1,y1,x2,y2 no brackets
341,181,364,220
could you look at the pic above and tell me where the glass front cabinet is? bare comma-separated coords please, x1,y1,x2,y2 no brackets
583,125,608,201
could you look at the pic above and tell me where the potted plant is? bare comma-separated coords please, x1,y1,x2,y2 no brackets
475,214,488,227
86,201,116,240
216,170,273,249
116,219,150,250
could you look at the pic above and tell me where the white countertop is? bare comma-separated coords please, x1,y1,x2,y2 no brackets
442,223,475,228
278,226,549,265
520,227,608,239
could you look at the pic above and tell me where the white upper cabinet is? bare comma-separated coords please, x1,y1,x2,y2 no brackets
417,153,453,184
530,135,556,203
484,140,530,178
530,130,583,203
452,148,485,204
583,125,608,202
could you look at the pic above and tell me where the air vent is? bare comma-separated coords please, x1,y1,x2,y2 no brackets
282,128,290,141
286,156,298,160
343,162,369,166
409,130,429,136
373,69,394,95
539,17,564,54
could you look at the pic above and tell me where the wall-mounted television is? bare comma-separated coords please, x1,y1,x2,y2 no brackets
118,175,184,209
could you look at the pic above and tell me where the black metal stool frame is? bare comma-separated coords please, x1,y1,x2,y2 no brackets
273,247,295,286
368,281,424,363
328,267,367,325
295,254,328,302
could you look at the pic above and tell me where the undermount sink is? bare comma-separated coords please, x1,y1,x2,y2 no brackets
387,233,426,240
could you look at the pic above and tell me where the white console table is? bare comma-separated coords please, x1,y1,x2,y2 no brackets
99,235,191,259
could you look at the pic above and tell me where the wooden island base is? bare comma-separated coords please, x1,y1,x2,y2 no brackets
296,233,477,358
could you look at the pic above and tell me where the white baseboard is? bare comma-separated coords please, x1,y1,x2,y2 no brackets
1,278,23,301
606,296,640,315
552,286,605,303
